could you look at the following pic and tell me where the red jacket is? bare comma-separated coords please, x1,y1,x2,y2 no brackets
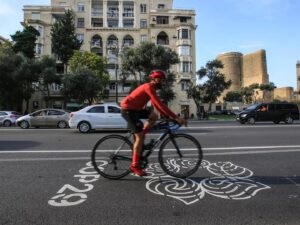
121,82,177,119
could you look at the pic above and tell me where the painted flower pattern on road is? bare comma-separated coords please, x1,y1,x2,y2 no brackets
143,160,271,205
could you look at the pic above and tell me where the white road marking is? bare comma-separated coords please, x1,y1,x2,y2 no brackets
0,147,300,162
1,145,300,154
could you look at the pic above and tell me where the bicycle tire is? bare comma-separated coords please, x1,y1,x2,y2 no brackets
91,134,133,180
158,133,202,178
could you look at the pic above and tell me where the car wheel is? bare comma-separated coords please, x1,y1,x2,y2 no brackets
57,121,67,129
247,117,255,125
3,120,12,127
78,121,91,133
284,116,293,124
20,120,29,129
273,121,280,124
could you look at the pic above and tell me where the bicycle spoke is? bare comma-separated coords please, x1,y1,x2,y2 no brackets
159,134,202,178
91,135,133,179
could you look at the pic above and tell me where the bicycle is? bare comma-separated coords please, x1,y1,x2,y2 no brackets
91,119,203,179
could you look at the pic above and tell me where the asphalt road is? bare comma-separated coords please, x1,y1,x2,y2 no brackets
0,121,300,225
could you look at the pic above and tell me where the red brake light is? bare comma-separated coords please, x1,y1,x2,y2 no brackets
70,113,74,118
10,114,17,118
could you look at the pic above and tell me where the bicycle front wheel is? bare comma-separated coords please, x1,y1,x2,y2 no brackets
91,135,133,180
158,134,202,178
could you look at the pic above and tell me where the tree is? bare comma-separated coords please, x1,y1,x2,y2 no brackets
51,10,82,73
0,46,23,110
224,91,243,102
239,83,260,104
68,51,109,101
186,83,205,118
36,56,61,107
259,82,276,102
61,68,106,105
197,60,232,112
16,56,40,113
120,42,179,104
11,25,39,59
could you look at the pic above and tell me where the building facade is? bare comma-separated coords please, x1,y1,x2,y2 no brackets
23,0,197,116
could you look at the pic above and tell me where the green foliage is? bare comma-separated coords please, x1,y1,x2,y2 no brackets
0,46,23,110
61,68,108,104
11,26,39,59
16,55,41,112
197,60,232,111
224,91,243,102
36,56,61,107
120,42,179,104
186,83,205,115
51,10,81,69
70,51,107,76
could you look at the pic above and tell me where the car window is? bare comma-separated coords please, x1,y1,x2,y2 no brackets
108,106,121,114
32,110,46,116
48,110,64,116
87,106,105,113
268,104,275,111
0,112,7,116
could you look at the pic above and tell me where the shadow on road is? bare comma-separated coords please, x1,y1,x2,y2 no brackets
0,141,41,150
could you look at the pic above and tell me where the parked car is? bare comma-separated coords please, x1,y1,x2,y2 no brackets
69,103,127,133
0,111,22,127
236,102,300,124
16,109,70,129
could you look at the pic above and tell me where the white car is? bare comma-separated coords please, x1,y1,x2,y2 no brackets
69,103,128,133
0,111,22,127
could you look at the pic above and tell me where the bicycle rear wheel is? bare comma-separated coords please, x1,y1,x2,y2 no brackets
91,134,133,180
158,134,202,178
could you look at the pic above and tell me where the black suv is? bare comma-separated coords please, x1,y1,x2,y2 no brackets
237,102,299,124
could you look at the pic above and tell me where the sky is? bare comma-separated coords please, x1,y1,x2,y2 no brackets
0,0,299,90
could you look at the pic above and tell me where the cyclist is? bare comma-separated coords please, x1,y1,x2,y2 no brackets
121,70,186,176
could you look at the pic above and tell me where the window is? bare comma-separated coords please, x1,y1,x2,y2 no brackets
140,19,147,28
31,12,40,20
77,18,85,28
181,62,191,73
76,34,84,43
123,19,134,28
36,44,43,55
108,106,121,113
158,4,165,9
140,35,148,42
156,16,169,25
177,45,191,56
87,106,105,113
181,81,189,91
77,3,85,12
181,29,189,39
109,83,116,90
48,110,64,116
37,26,43,37
180,17,188,23
140,4,147,13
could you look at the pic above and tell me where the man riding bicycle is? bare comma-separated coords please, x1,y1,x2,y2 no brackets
121,70,186,176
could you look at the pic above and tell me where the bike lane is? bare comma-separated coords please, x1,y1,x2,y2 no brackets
0,151,300,225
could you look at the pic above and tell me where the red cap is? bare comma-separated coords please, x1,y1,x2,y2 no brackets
149,70,167,79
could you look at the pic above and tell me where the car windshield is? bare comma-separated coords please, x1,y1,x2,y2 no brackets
245,104,260,111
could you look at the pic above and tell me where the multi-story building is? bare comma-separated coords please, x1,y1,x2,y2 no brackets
22,0,197,116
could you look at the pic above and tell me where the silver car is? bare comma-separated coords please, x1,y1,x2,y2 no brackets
17,109,69,129
0,111,22,127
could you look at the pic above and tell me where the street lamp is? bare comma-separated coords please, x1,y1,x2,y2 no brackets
107,52,118,103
